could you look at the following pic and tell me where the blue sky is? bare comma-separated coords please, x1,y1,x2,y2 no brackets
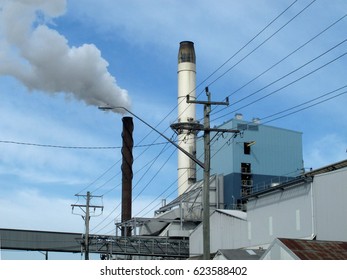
1,0,347,259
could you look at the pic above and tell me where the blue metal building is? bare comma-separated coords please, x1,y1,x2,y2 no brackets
196,114,304,208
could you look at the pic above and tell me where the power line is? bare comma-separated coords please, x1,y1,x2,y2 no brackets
212,47,347,123
207,86,347,165
205,0,317,90
111,144,176,227
90,139,177,234
77,161,120,195
198,0,299,92
235,38,347,106
132,147,176,202
0,140,170,149
210,12,347,117
261,87,347,125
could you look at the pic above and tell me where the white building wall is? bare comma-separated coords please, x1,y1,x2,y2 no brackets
213,253,227,260
244,183,314,248
313,169,347,241
190,210,247,256
189,166,347,256
260,241,297,260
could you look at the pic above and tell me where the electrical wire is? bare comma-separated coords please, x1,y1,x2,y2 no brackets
197,0,299,94
110,144,177,229
207,85,347,165
261,87,347,125
212,47,347,123
90,138,177,233
0,140,170,150
205,0,317,90
210,12,347,117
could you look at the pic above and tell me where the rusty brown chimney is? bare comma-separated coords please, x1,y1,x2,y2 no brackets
121,116,134,236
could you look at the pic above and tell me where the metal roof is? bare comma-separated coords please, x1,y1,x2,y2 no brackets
216,249,265,260
215,209,247,220
279,238,347,260
242,176,313,200
242,159,347,201
304,158,347,177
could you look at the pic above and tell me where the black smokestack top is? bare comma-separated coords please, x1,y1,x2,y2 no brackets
121,117,134,237
178,41,196,64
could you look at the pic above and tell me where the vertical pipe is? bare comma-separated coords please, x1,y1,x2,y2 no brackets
121,117,134,237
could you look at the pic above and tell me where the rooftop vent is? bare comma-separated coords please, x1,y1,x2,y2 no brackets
235,113,243,120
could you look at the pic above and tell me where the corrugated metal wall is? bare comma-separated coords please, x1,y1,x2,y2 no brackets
245,183,314,248
190,210,248,256
196,118,303,205
216,119,303,176
314,169,347,241
190,165,347,256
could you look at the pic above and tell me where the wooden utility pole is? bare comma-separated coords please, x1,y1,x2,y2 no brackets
187,87,239,260
71,191,103,260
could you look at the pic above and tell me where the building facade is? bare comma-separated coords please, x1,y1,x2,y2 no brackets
196,115,304,208
190,160,347,256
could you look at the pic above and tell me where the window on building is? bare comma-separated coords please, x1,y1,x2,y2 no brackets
241,163,252,196
241,163,251,173
244,142,251,155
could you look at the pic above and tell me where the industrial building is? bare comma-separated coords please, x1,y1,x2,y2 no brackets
189,159,347,257
135,41,347,259
170,41,304,209
196,115,304,208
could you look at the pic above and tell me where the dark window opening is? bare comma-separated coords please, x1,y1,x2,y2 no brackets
241,163,252,197
241,162,251,173
244,142,251,154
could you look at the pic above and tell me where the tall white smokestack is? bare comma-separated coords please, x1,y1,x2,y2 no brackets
171,41,197,195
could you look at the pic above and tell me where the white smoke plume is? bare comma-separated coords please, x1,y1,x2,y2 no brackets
0,0,131,113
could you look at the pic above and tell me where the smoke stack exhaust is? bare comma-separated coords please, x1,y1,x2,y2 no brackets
0,1,131,114
121,117,134,237
170,41,198,196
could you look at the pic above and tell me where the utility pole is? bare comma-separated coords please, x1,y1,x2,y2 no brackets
71,191,103,260
187,87,239,260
